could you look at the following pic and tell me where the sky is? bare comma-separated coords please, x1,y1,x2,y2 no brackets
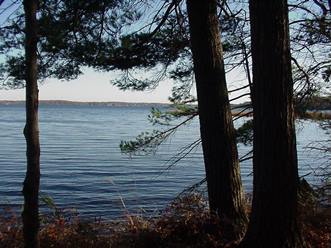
0,67,250,103
0,69,175,103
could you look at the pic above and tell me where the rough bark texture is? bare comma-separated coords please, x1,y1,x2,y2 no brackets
239,1,305,247
186,0,247,237
22,0,40,247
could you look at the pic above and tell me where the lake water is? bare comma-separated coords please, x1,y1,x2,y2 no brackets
0,104,329,218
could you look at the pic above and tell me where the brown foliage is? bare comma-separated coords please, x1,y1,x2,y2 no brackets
0,193,329,248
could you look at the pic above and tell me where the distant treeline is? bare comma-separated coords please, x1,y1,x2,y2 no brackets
0,100,170,108
2,98,330,111
295,95,331,112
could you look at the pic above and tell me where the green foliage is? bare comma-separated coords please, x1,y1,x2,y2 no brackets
147,105,197,126
121,105,254,157
120,130,165,155
290,1,331,98
112,71,159,91
170,104,197,116
120,105,197,155
148,107,173,125
169,77,196,104
0,0,140,88
322,65,331,82
41,195,57,211
40,194,63,221
235,120,253,145
301,18,331,45
108,24,190,71
0,56,25,89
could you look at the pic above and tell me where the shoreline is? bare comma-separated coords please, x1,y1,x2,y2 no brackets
0,100,172,107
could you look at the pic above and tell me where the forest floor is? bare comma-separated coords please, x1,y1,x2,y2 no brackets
0,188,330,248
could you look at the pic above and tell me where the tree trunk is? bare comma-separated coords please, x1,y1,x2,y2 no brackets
239,1,305,247
22,0,40,247
186,0,247,238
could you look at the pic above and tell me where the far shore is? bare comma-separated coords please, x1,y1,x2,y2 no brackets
0,100,171,107
1,100,330,119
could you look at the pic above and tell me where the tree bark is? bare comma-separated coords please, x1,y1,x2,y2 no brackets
239,1,305,247
186,0,247,238
22,0,40,247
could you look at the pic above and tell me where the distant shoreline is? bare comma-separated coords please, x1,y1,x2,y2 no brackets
0,100,172,107
0,100,251,110
1,100,330,116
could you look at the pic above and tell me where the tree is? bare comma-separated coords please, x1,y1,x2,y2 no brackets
239,1,306,247
186,0,247,237
22,0,40,247
26,1,249,236
1,1,328,242
1,0,248,237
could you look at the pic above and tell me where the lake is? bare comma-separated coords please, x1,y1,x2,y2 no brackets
0,104,329,218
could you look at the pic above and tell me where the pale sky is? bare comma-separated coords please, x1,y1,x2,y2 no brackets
0,67,250,103
0,69,174,103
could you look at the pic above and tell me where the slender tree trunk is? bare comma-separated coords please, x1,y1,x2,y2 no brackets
186,0,247,238
239,1,305,247
22,0,40,247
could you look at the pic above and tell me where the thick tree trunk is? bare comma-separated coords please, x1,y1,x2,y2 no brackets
239,1,305,247
22,0,40,247
186,0,247,238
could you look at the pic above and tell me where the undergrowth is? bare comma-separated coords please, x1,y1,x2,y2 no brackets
0,192,329,248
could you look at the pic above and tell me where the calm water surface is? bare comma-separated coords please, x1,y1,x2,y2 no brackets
0,105,328,218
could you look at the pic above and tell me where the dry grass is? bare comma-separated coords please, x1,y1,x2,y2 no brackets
0,192,329,248
302,207,331,248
